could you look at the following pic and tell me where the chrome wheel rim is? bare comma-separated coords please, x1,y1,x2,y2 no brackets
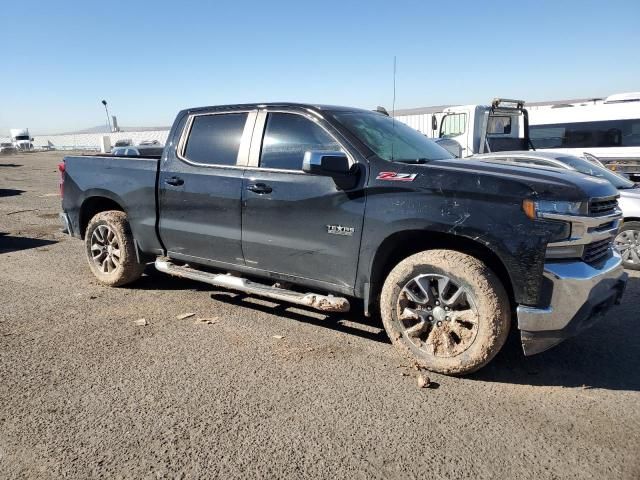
90,225,121,274
396,274,479,358
615,229,640,266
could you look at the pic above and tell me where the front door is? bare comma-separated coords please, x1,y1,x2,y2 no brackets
440,111,470,156
158,110,255,267
241,111,366,290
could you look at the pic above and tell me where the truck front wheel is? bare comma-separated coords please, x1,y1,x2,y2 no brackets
380,249,510,375
85,211,145,287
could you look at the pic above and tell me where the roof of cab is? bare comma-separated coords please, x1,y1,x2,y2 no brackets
182,102,376,115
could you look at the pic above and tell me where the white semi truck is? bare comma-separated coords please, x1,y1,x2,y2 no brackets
10,128,34,151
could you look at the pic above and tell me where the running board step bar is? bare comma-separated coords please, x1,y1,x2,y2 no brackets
154,258,350,313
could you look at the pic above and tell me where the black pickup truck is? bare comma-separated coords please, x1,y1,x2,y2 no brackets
59,103,628,375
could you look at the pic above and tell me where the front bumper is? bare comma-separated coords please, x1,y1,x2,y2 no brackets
517,252,627,355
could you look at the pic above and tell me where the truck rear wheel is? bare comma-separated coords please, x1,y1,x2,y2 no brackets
380,249,510,376
85,211,145,287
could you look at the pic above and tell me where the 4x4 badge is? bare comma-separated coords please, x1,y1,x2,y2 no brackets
327,225,354,236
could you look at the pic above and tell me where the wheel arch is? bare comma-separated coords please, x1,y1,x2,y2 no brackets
365,230,516,313
79,195,125,239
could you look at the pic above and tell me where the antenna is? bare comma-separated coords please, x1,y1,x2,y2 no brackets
391,56,396,160
392,56,397,119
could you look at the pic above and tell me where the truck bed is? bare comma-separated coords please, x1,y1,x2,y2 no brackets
62,154,163,255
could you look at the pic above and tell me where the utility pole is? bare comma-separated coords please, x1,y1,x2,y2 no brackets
101,99,112,133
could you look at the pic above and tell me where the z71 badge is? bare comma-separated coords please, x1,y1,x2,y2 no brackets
376,172,418,181
327,225,355,236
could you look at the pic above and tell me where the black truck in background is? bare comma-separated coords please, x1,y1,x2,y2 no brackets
59,103,627,375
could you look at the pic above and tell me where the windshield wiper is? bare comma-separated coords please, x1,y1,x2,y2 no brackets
393,158,429,164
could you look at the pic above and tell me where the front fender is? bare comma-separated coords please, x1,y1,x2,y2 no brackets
356,190,561,307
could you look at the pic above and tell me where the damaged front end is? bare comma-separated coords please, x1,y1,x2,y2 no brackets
516,196,628,355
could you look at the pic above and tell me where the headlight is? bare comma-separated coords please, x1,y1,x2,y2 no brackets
522,199,586,219
523,199,581,247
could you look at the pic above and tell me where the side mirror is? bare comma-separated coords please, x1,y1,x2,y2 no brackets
431,115,438,131
434,138,462,158
303,151,352,176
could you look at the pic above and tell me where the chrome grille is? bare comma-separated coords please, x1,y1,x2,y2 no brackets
590,198,618,216
583,238,612,265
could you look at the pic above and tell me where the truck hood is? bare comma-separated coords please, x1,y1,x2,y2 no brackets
419,157,619,202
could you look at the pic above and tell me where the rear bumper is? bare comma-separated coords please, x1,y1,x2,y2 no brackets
517,252,627,355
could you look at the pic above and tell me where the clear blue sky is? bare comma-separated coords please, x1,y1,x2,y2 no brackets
1,0,638,134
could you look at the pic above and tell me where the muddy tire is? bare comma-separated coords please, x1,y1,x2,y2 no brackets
380,249,510,376
615,221,640,270
85,211,145,287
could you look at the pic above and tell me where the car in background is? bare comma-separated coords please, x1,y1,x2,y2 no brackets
473,151,640,270
113,139,133,148
0,142,18,154
110,145,164,157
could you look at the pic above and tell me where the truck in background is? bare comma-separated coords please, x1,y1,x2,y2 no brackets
394,93,640,180
10,128,34,151
394,99,532,158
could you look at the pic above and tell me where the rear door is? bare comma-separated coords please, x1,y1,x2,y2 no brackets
158,110,256,267
240,110,366,291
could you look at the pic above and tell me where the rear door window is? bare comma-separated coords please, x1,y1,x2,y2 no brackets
259,113,341,170
184,113,248,166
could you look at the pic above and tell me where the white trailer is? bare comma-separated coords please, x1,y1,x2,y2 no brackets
527,92,640,179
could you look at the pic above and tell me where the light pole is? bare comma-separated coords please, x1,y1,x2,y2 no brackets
101,99,112,133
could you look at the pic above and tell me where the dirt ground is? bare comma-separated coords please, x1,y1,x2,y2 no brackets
1,151,639,479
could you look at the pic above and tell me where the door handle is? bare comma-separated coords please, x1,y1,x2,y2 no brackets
165,176,184,186
246,183,272,194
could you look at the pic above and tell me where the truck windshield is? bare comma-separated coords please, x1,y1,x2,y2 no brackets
331,111,453,162
15,135,29,141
